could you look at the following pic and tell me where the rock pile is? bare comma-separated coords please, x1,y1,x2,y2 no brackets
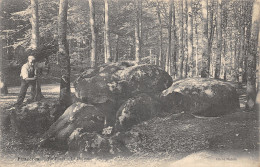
40,62,173,152
38,63,240,156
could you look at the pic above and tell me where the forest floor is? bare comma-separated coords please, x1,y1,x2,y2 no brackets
0,84,259,167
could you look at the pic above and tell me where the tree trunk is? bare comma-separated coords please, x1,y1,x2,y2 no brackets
208,0,214,77
114,0,120,62
201,0,209,78
156,0,163,67
0,39,8,95
239,1,246,83
134,0,141,62
58,0,71,107
31,0,44,100
243,2,253,83
221,0,228,80
246,0,259,111
178,0,184,78
89,0,97,67
0,58,7,95
222,32,227,80
184,0,188,78
230,26,234,81
256,51,260,111
215,0,222,79
31,0,39,49
188,0,194,77
0,0,8,95
166,0,172,74
104,0,111,63
233,37,239,82
139,0,143,58
114,34,119,62
195,12,199,76
172,2,178,78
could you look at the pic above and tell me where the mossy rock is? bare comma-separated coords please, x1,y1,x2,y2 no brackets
11,101,53,134
74,62,173,104
161,78,240,117
115,93,162,132
40,102,105,149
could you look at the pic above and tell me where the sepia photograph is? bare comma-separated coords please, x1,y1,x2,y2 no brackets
0,0,259,166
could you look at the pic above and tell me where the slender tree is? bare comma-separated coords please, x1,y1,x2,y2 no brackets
114,34,119,62
166,0,172,73
243,2,253,83
135,0,141,62
139,0,143,58
246,0,259,111
184,0,188,78
195,6,199,76
235,36,239,82
114,0,120,62
156,0,163,67
0,40,8,95
172,1,178,78
230,26,235,81
222,0,229,80
239,1,246,82
58,0,71,106
104,0,111,63
0,0,8,95
207,0,214,77
215,0,222,79
89,0,97,67
232,32,239,82
31,0,39,50
222,31,227,80
31,0,44,100
188,0,194,77
178,0,184,78
201,0,209,78
256,69,260,111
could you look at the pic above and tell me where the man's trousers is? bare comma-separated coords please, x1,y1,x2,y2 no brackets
16,79,36,105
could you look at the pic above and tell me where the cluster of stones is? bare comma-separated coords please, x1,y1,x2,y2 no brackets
36,62,240,155
40,62,173,154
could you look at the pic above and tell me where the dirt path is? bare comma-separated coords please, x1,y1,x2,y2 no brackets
0,84,75,106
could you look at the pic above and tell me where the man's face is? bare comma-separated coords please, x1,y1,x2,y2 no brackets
28,58,35,66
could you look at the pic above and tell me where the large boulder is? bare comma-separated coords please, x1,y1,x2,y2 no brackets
74,63,128,104
161,78,240,117
74,62,173,104
115,93,162,132
40,102,105,148
10,101,53,134
114,64,173,95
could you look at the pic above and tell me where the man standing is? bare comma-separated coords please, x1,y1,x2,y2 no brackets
15,55,37,107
